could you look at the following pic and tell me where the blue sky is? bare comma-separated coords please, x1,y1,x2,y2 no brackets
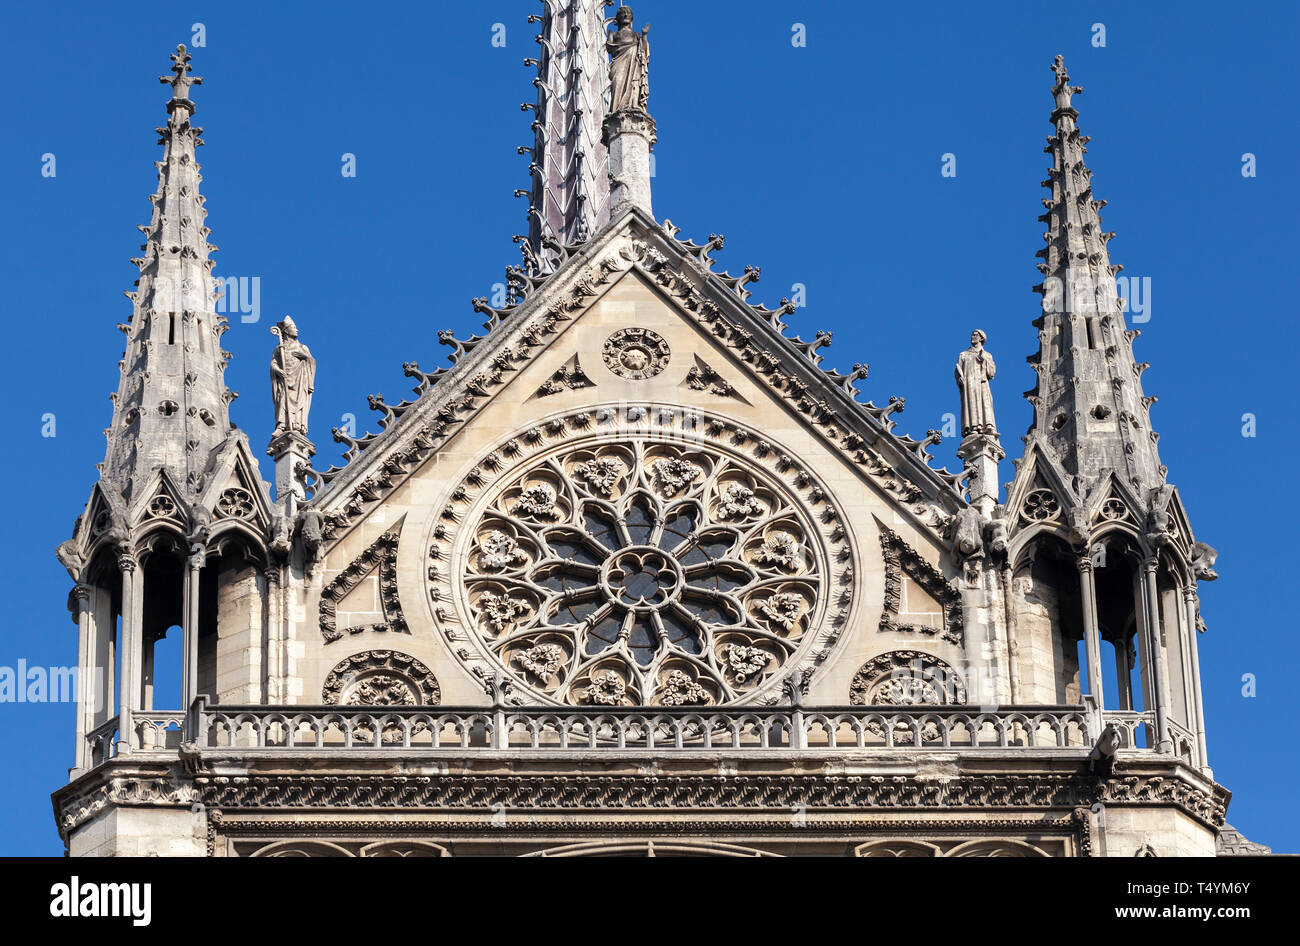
0,0,1294,854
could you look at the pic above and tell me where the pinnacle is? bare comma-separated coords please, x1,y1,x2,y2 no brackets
1011,56,1167,503
96,43,233,503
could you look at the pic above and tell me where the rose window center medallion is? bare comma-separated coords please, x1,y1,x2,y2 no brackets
448,432,832,706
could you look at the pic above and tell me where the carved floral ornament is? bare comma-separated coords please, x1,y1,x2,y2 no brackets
429,409,853,707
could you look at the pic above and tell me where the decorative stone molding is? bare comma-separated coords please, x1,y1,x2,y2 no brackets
216,486,256,520
319,520,407,643
58,776,198,834
191,771,1224,829
247,839,449,857
210,814,1086,857
875,520,964,646
321,650,441,706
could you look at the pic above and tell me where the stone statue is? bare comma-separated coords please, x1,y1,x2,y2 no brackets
608,6,649,113
956,329,997,437
270,316,315,435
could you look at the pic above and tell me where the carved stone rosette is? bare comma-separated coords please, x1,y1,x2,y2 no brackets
428,406,855,706
602,327,670,380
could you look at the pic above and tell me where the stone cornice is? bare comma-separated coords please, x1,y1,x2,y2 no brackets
53,751,1229,843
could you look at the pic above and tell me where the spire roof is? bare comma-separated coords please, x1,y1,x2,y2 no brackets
101,44,235,503
1022,55,1165,504
519,0,612,268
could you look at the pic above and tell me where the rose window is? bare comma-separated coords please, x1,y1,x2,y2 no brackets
458,439,824,706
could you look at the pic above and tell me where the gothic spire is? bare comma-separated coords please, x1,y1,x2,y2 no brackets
1022,55,1165,503
101,44,235,502
520,0,612,266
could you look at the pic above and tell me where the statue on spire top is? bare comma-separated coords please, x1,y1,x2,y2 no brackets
608,6,650,114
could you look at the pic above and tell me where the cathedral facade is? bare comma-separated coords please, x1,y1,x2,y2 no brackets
53,4,1249,857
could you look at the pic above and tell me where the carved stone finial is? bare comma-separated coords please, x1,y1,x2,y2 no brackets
1051,54,1082,113
160,44,203,106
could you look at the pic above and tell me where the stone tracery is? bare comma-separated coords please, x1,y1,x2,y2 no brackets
449,431,833,705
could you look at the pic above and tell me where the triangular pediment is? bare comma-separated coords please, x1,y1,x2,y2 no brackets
1083,470,1145,530
128,467,190,530
1006,443,1078,537
197,433,274,534
58,481,129,580
307,210,967,551
1149,483,1196,557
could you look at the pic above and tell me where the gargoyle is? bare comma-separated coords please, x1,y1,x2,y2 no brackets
1190,541,1219,581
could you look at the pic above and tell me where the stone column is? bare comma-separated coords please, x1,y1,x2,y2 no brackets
1141,559,1173,753
72,585,93,770
1077,556,1104,711
263,561,284,701
117,551,143,753
1182,588,1209,771
268,430,315,502
998,563,1021,704
602,110,656,220
182,550,202,717
1117,635,1135,710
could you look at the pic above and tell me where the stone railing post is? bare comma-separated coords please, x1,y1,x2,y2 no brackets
789,685,806,750
491,675,506,750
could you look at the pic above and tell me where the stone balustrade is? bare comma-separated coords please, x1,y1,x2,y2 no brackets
171,701,1097,753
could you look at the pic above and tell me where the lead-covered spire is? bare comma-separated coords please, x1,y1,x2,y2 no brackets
1023,55,1164,500
101,44,235,501
520,0,612,265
